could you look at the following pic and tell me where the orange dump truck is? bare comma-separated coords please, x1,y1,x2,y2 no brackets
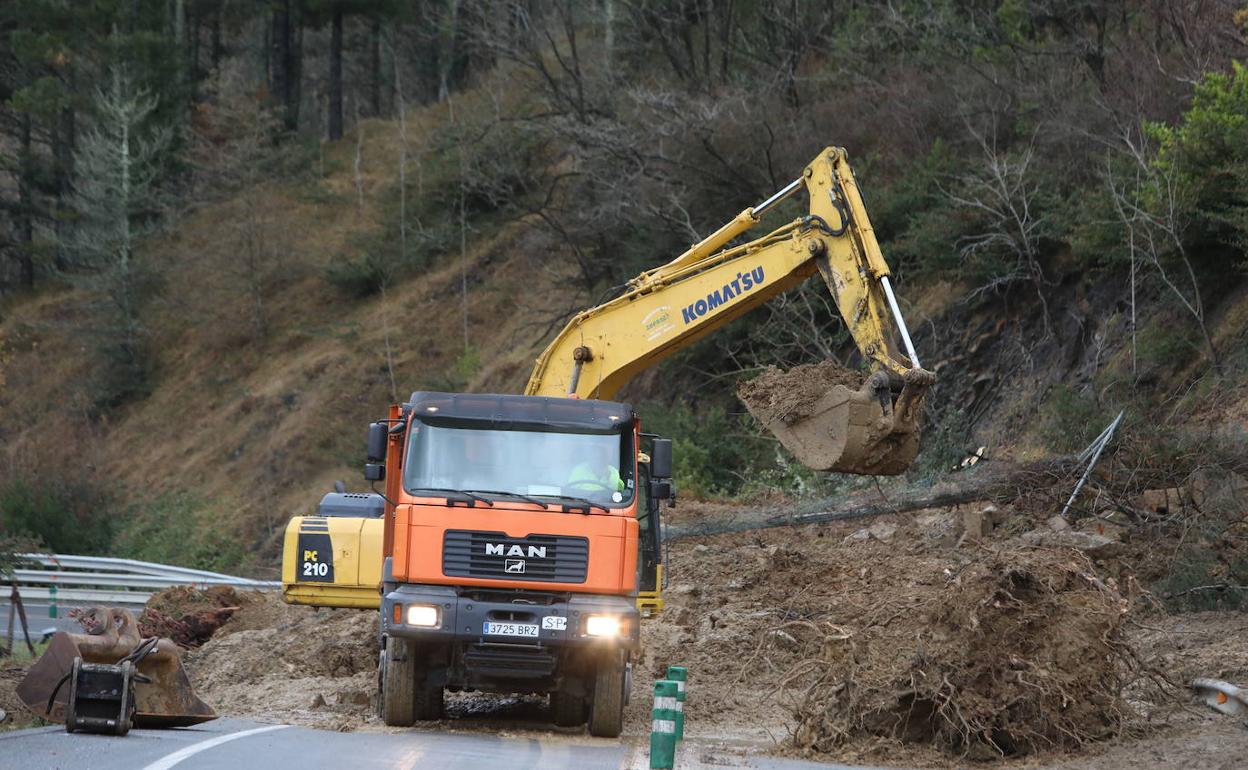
286,391,671,736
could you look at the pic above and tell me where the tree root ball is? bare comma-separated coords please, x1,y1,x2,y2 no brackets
789,548,1134,758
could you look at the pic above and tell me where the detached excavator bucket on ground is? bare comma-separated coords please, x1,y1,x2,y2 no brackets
741,367,936,476
17,607,216,729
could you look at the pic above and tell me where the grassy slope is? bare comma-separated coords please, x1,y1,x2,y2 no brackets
0,106,585,573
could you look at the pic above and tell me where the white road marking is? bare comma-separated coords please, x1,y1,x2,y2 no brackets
141,724,291,770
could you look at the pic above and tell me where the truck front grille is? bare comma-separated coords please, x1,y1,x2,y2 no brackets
442,530,588,584
463,644,557,679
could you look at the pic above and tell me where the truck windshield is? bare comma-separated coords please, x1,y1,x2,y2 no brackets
403,421,634,508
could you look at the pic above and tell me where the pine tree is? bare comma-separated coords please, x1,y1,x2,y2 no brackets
64,68,171,411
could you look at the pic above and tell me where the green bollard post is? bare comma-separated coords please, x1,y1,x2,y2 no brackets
650,680,679,770
666,665,687,740
48,585,58,619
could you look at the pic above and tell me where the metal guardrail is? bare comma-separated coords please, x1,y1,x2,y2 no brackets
9,553,279,608
10,587,155,606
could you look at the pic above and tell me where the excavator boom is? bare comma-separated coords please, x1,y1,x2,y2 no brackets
525,147,935,475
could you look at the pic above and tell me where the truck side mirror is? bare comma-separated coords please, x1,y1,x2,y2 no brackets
364,463,385,481
651,438,673,479
648,478,675,501
367,422,388,462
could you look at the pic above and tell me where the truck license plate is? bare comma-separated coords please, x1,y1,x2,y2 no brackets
482,622,539,637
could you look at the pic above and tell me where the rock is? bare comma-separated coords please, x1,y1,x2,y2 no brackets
868,522,898,542
671,583,700,596
1047,515,1070,532
1138,488,1183,514
768,629,800,650
961,508,993,538
1020,530,1123,559
336,690,369,706
311,693,327,708
1075,516,1129,542
843,528,871,543
0,708,7,723
981,504,1008,526
693,544,710,553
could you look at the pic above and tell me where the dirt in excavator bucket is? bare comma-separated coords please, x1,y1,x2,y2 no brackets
738,361,928,476
16,607,216,728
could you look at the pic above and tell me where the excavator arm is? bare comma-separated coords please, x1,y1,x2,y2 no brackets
526,147,935,476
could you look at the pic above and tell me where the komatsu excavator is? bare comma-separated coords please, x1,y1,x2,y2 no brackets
280,147,934,736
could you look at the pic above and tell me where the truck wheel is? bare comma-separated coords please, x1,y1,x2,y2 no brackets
412,665,444,721
551,690,586,727
380,636,416,726
587,653,625,738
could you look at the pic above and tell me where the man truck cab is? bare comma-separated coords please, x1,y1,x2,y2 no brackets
284,392,672,737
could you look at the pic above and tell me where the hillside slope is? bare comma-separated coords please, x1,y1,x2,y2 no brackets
0,107,589,571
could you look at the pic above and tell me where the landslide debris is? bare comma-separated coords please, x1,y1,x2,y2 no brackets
163,507,1152,762
789,547,1132,758
181,591,378,731
630,504,1153,764
737,361,865,425
139,585,244,647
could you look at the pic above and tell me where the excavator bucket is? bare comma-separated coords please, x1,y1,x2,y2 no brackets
741,366,935,476
17,607,216,728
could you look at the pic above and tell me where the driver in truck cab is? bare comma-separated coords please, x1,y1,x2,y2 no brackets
566,442,624,494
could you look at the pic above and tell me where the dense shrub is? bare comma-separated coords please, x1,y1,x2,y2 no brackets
1149,61,1248,259
0,477,116,554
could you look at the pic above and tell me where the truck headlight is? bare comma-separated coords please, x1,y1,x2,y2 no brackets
405,605,440,628
585,615,621,638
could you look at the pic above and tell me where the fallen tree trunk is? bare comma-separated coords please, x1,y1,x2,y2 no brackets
667,458,1080,540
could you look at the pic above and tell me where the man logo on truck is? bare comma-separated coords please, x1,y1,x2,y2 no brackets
486,543,547,559
505,559,526,574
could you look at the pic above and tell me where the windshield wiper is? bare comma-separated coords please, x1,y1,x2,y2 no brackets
533,493,610,513
409,487,492,506
465,489,550,508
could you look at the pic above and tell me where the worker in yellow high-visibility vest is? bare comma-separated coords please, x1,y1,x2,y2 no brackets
566,443,625,494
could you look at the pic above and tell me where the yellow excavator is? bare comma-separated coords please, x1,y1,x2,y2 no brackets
280,145,934,619
525,145,934,475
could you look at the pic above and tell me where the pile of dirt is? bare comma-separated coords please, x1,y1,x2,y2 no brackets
789,547,1133,758
737,361,865,424
623,510,1157,764
139,585,247,647
183,592,378,730
619,512,958,744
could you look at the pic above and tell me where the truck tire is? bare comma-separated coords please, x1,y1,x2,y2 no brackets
380,636,416,727
412,664,444,721
588,653,625,738
551,690,586,727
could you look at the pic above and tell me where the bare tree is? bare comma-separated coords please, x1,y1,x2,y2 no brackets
943,127,1053,335
1105,128,1221,375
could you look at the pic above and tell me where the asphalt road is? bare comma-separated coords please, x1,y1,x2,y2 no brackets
0,718,880,770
